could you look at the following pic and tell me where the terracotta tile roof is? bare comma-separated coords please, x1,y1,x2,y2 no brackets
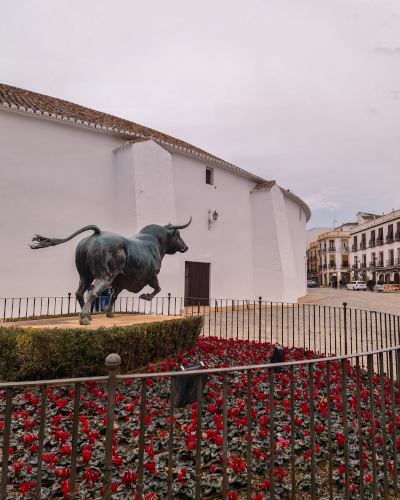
0,83,264,181
251,180,276,192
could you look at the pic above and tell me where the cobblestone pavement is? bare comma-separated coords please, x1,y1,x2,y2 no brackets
305,287,400,315
193,290,400,370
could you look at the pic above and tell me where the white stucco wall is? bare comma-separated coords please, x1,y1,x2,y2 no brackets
281,191,307,300
114,140,181,297
0,109,125,298
171,151,255,300
0,108,310,305
251,185,301,303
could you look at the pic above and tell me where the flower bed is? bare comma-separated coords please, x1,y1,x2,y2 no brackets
0,337,398,500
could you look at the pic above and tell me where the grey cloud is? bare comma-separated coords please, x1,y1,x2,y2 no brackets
387,91,400,100
374,46,400,55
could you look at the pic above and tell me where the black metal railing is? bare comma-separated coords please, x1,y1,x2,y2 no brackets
323,264,327,269
360,241,366,250
1,300,400,500
395,231,400,241
351,243,357,251
376,238,384,246
329,261,335,268
369,239,375,247
342,262,349,268
369,261,378,268
377,260,384,267
396,258,400,265
328,247,336,252
352,264,358,269
386,259,395,267
386,235,394,244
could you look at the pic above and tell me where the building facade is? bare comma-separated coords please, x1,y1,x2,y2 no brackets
317,224,354,286
307,241,319,283
350,209,400,284
0,83,311,303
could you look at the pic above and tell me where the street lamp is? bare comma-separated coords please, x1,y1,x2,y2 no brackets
208,210,218,230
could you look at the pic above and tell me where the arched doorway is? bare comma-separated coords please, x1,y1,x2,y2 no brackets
379,274,384,282
385,274,390,283
394,272,399,284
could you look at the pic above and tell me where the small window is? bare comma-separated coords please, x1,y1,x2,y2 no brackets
206,168,213,185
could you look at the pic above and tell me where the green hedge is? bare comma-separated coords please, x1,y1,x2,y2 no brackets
0,316,203,382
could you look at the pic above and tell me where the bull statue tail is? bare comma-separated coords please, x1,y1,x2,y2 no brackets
30,225,101,249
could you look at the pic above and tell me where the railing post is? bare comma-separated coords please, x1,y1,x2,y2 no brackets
68,292,71,314
258,296,262,342
102,354,121,500
343,302,348,355
168,293,171,316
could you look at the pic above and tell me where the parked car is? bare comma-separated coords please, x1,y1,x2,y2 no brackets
307,280,317,288
347,281,367,291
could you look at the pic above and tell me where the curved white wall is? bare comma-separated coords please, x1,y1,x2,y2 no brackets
0,108,309,303
0,110,125,298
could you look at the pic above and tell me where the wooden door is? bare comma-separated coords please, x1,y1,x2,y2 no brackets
184,262,210,307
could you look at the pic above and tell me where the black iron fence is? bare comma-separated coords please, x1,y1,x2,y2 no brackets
2,296,400,365
1,300,400,499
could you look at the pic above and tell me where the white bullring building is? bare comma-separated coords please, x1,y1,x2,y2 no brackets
0,83,311,304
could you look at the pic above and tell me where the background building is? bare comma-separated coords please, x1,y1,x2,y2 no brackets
306,227,333,285
350,209,400,284
0,83,311,303
307,241,319,284
316,223,355,287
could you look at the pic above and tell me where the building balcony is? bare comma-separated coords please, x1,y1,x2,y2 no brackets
329,261,336,268
342,262,349,268
360,241,367,250
352,264,358,269
386,235,394,244
369,239,375,248
369,261,379,268
386,259,395,267
396,258,400,265
323,264,327,269
328,247,336,252
351,244,358,251
376,238,384,246
395,232,400,241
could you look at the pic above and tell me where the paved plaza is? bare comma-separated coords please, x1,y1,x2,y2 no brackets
305,287,400,315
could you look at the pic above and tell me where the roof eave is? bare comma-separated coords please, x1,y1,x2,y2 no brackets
0,102,267,184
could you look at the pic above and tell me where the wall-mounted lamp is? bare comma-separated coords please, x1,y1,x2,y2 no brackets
208,210,218,230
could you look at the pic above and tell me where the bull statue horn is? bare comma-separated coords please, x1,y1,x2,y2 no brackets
165,216,192,230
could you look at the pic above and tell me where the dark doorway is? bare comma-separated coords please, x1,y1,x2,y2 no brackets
395,273,399,284
185,262,210,307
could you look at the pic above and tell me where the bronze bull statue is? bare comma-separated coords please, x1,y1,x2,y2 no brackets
30,218,192,324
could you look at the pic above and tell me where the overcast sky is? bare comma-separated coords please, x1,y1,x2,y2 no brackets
1,0,399,228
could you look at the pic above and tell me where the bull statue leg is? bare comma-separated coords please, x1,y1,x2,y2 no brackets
80,278,112,325
139,275,161,301
75,274,94,320
104,286,122,318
